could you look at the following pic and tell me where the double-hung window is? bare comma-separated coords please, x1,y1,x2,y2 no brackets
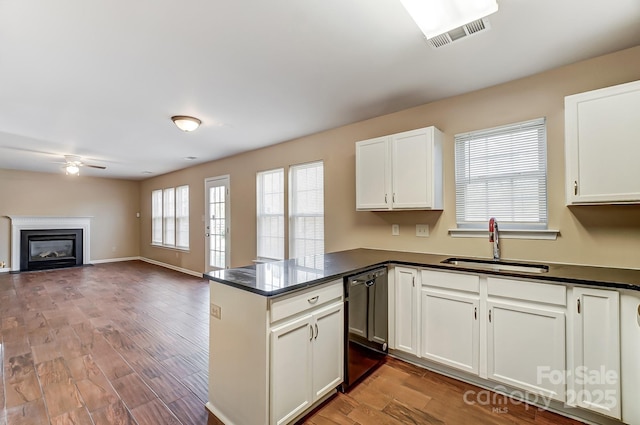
289,161,324,259
255,161,324,262
152,185,189,248
256,168,285,260
454,118,548,230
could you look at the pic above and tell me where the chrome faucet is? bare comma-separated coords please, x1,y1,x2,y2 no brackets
489,217,500,261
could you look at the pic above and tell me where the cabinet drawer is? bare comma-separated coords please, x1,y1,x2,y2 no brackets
487,277,566,306
421,270,479,293
270,280,343,323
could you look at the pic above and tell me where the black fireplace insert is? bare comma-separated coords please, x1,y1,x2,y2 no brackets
20,229,83,271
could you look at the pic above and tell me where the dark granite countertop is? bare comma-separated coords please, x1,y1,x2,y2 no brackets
204,248,640,297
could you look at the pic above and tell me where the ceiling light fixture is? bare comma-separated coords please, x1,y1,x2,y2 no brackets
65,164,80,175
399,0,498,39
171,115,202,132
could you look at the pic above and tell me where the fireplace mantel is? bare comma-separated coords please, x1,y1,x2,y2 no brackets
7,216,92,272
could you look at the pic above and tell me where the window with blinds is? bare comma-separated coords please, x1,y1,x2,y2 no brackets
257,168,284,260
454,118,547,229
163,188,176,245
151,190,163,244
289,161,324,259
175,185,189,249
151,185,189,249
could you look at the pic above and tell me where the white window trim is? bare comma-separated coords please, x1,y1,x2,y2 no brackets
448,228,559,240
151,185,190,249
453,118,553,236
256,168,285,261
288,160,325,259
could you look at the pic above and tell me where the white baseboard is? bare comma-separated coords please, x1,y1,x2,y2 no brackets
90,256,141,264
140,257,203,278
0,267,10,274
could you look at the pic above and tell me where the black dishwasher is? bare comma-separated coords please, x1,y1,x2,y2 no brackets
342,267,388,391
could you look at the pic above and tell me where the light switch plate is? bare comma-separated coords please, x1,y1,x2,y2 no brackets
392,224,400,236
416,224,429,237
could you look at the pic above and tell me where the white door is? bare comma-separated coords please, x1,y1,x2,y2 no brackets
270,314,313,425
569,287,621,419
205,176,230,271
394,267,418,355
312,302,344,399
420,288,480,374
487,300,566,401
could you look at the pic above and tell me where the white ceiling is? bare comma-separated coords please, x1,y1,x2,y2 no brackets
1,0,639,180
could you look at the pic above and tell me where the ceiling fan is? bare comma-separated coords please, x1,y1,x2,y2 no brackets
62,155,106,175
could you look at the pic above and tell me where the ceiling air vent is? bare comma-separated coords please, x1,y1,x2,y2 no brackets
427,18,491,48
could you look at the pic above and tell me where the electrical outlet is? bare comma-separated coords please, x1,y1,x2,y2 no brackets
112,246,116,252
0,261,5,268
416,224,429,237
211,304,222,319
392,224,400,236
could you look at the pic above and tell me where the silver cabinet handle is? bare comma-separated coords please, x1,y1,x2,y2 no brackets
474,307,477,320
489,310,492,323
308,296,319,304
574,180,578,196
393,193,396,203
309,324,313,341
314,323,318,340
412,276,415,287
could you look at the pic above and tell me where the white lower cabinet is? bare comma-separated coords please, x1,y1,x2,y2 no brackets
394,267,419,355
569,287,621,419
420,270,480,375
270,301,344,425
486,300,566,401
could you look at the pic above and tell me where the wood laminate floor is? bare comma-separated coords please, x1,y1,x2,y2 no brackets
1,261,584,425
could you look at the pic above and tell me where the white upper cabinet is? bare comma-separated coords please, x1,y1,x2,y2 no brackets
565,79,640,204
356,126,444,210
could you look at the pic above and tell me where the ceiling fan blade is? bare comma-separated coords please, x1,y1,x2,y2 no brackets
84,164,106,170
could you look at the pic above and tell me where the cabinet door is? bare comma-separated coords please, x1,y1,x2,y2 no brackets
487,300,566,401
421,289,479,374
391,128,433,209
570,288,621,419
312,302,344,399
394,267,418,355
565,80,640,204
271,314,313,425
356,137,391,210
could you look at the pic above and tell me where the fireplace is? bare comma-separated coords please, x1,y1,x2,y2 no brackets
20,229,83,271
8,216,91,272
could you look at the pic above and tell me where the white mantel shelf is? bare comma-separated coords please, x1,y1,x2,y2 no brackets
7,216,92,272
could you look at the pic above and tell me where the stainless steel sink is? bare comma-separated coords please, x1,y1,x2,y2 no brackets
441,258,549,274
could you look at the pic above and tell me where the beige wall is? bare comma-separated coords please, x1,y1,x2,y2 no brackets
140,44,638,272
0,169,140,268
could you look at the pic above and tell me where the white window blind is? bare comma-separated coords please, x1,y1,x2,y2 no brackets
257,168,284,260
175,185,189,249
163,188,176,245
454,118,547,229
151,190,163,244
289,161,324,259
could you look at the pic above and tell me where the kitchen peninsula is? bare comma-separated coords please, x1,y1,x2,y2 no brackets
205,249,640,425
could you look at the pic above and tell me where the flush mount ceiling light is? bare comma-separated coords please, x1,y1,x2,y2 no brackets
171,115,202,132
399,0,498,39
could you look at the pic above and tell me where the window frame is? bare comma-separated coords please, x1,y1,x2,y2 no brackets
256,168,285,261
151,185,190,250
451,118,558,240
288,160,325,260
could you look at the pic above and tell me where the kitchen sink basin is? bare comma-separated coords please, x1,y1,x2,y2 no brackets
441,258,549,274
